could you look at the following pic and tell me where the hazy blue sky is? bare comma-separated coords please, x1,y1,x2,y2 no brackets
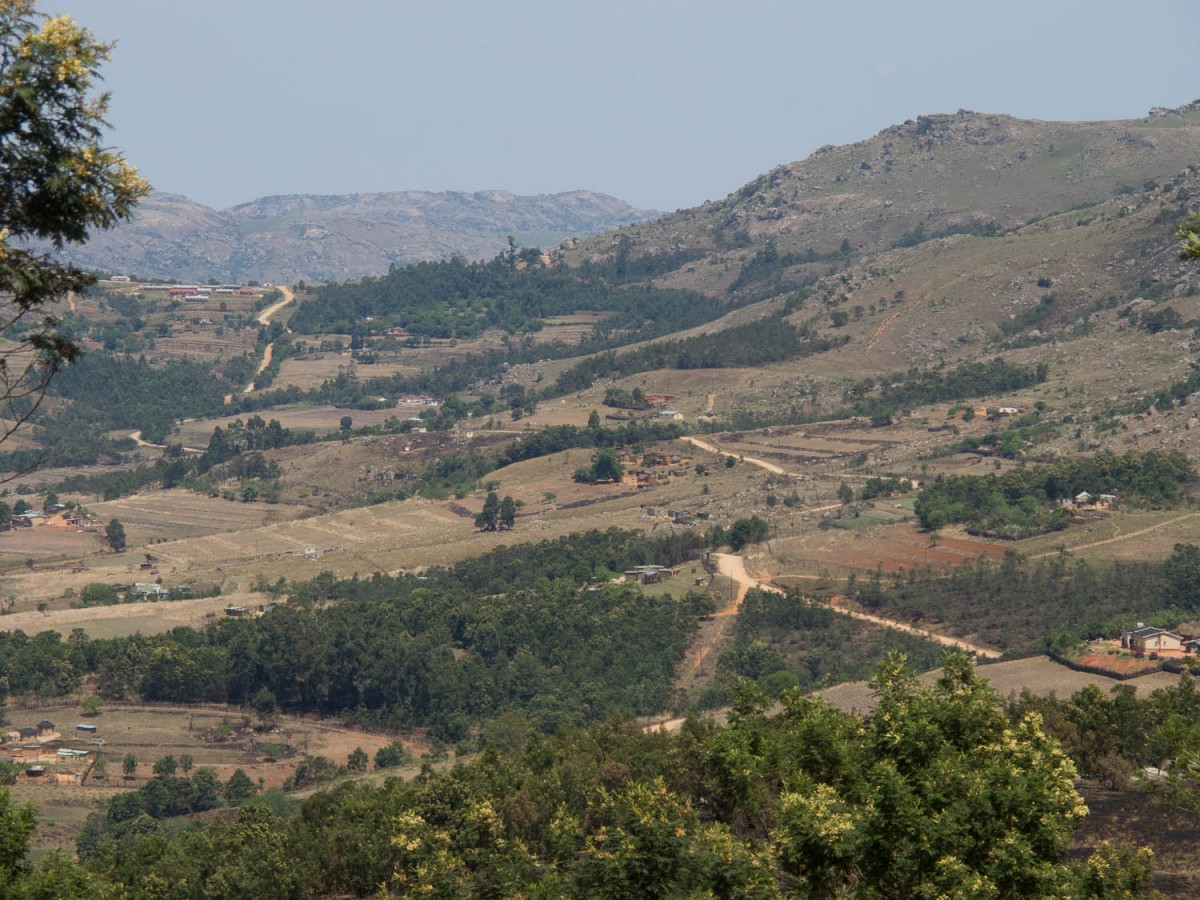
83,0,1195,213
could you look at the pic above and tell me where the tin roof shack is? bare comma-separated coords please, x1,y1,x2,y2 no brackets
624,565,672,585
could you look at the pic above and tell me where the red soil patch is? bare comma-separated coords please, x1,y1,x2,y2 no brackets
823,525,1009,573
1076,652,1161,678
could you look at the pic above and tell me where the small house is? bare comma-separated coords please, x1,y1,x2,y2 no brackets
132,583,167,599
36,720,54,736
1122,625,1184,654
75,723,98,733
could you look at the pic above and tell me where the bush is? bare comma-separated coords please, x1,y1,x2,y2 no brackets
374,740,412,771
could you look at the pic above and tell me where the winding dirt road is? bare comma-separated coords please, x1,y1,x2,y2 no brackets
256,285,295,327
242,285,296,394
680,436,786,475
646,551,1003,732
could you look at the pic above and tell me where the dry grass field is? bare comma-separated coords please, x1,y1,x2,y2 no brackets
0,592,254,639
1017,508,1200,563
817,655,1186,715
273,353,420,393
172,404,410,445
90,489,305,545
5,703,418,856
770,522,1008,577
0,525,103,570
525,312,605,345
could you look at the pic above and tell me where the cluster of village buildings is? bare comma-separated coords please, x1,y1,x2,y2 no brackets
1,720,100,783
1,503,99,532
129,282,263,303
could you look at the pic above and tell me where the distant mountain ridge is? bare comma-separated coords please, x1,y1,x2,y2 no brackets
57,189,659,283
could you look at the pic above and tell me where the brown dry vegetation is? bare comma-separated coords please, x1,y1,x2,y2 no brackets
173,404,410,445
4,703,420,856
817,656,1186,716
1071,781,1200,897
273,354,420,393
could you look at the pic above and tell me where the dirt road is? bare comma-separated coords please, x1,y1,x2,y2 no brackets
647,552,1002,733
671,553,780,687
256,285,295,326
246,342,273,392
680,436,786,475
827,597,1002,658
714,553,999,657
128,430,204,454
242,285,295,395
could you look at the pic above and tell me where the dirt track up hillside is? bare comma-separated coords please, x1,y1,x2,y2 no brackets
1029,511,1200,559
243,285,295,394
680,436,786,475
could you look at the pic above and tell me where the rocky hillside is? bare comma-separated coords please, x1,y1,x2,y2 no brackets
56,189,658,284
521,102,1200,456
570,103,1200,298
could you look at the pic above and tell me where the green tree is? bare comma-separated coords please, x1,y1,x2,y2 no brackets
122,752,137,781
765,653,1089,897
80,582,118,606
1166,542,1200,608
339,415,353,431
250,686,279,730
224,768,257,805
347,747,368,773
498,495,517,531
374,740,410,770
104,518,126,552
81,695,103,717
591,448,624,482
587,409,601,428
0,787,36,880
727,516,770,551
0,1,147,450
837,482,855,505
475,490,500,531
152,755,177,779
190,766,221,811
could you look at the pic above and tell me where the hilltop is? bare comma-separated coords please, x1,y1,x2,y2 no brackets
50,188,659,284
572,103,1200,295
